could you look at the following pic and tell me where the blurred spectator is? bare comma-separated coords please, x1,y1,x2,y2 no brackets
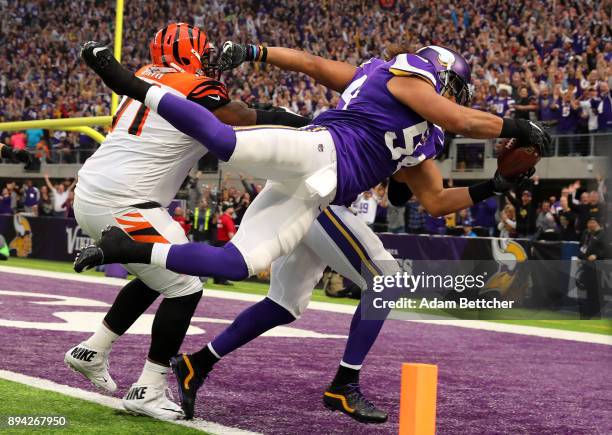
471,197,497,236
387,203,405,234
63,191,75,218
234,192,251,225
38,185,54,217
215,206,237,285
352,190,378,228
535,200,558,240
513,87,537,120
43,173,75,216
0,187,12,214
405,197,426,234
191,198,216,243
577,216,606,318
22,179,40,214
498,204,517,238
505,190,537,237
173,206,191,235
462,219,477,237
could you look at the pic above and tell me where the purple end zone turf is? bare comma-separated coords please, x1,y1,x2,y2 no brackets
0,271,610,434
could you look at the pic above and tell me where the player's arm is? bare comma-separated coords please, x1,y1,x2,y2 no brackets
387,76,550,147
219,42,356,93
188,81,310,128
394,160,522,218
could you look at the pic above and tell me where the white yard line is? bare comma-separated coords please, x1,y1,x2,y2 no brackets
1,265,610,346
0,370,260,435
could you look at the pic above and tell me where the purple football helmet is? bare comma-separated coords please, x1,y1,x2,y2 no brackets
416,46,472,106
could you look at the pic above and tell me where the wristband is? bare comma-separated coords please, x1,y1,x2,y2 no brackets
468,179,496,204
499,118,521,138
388,177,413,206
246,45,268,62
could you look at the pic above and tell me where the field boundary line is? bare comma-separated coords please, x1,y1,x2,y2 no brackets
1,265,610,345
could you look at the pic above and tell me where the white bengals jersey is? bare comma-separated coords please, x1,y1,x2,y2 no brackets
76,65,230,208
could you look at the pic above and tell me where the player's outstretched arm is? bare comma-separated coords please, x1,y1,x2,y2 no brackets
395,160,527,217
219,42,356,93
387,76,551,150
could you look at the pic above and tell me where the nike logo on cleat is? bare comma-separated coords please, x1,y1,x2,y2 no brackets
125,386,147,400
161,408,183,413
70,347,97,362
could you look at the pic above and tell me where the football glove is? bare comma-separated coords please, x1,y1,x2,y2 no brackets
218,41,267,72
492,167,535,194
218,41,248,72
1,145,32,164
503,118,552,156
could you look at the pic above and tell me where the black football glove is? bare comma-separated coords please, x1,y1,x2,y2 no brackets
80,41,151,102
492,167,535,194
218,41,250,72
1,145,32,164
513,119,552,156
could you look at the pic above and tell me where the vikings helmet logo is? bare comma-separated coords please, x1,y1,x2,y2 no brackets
419,46,456,69
9,214,33,258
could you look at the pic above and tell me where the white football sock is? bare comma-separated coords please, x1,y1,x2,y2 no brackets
84,323,119,351
136,359,170,385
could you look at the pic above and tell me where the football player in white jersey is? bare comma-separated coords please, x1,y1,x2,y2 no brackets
65,23,308,420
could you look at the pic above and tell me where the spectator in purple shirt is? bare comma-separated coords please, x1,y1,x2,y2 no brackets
555,92,582,155
597,82,612,132
22,179,39,214
0,188,12,215
471,196,498,236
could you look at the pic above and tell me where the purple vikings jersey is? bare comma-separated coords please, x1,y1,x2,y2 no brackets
312,55,445,206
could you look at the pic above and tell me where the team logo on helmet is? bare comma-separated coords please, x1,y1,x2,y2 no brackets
149,23,215,76
424,46,456,69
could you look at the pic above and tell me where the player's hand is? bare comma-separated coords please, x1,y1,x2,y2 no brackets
492,168,535,194
218,41,249,72
514,119,551,155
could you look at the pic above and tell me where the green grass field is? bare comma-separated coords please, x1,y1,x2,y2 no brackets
0,256,610,433
0,379,204,434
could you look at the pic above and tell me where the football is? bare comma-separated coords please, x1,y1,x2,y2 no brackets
497,138,541,177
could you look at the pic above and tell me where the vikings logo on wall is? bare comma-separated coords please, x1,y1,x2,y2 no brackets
480,239,530,299
9,214,32,258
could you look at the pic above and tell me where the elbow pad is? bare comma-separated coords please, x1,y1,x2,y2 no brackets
388,177,413,206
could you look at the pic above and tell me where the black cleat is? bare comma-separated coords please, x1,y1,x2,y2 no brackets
80,41,151,101
323,383,388,424
73,226,134,273
170,354,209,420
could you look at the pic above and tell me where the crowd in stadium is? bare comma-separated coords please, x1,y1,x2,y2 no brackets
0,0,610,153
1,172,606,246
0,0,609,242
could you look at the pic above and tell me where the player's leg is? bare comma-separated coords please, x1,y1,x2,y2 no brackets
114,207,204,419
171,239,325,420
67,198,201,418
76,174,335,282
308,206,399,423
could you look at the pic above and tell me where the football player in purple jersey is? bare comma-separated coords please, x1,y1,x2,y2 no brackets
76,41,550,422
